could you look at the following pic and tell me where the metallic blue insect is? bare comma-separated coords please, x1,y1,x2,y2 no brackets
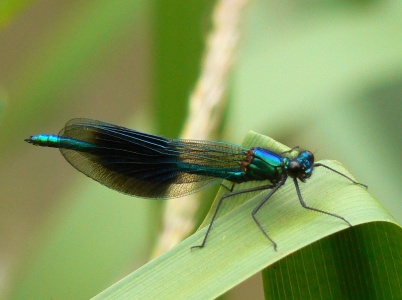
26,118,366,250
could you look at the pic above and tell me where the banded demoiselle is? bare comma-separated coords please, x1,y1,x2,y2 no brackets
25,118,367,250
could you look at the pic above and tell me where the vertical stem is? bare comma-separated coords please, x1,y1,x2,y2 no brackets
152,0,251,257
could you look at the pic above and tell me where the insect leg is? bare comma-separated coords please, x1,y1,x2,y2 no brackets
191,183,275,250
313,163,367,188
251,175,287,251
292,177,352,226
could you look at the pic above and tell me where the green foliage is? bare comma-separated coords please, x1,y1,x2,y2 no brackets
263,223,402,299
1,1,401,299
94,132,400,299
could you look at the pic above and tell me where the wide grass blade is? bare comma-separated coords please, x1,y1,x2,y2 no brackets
93,131,399,299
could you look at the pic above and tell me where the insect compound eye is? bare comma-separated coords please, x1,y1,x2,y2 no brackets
305,151,314,164
298,150,314,165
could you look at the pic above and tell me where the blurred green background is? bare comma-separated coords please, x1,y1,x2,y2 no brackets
0,0,401,299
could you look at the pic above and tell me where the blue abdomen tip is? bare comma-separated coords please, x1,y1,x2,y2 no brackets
25,134,61,147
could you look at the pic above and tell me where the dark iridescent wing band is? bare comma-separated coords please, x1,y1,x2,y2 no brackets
59,118,247,198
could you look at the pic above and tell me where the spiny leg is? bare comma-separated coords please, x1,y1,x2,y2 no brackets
292,178,352,226
191,183,275,250
251,176,287,251
313,163,367,189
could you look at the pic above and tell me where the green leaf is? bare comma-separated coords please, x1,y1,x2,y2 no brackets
263,223,402,299
0,0,34,28
93,131,399,299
